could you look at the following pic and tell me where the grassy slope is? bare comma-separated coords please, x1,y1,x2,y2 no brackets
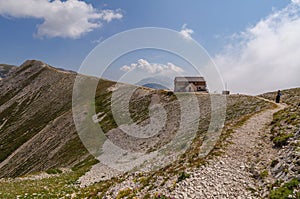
263,88,300,199
0,93,275,198
263,88,300,146
260,88,300,106
0,61,90,178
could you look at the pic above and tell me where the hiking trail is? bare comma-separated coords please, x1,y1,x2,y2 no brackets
171,100,286,199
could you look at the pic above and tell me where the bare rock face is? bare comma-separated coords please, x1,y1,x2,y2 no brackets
0,60,88,178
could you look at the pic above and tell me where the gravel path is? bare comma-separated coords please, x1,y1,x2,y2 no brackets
79,99,286,198
171,102,286,199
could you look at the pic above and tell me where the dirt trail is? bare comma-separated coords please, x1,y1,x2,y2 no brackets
171,101,286,199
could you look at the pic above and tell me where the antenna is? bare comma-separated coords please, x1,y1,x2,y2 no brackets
222,82,230,95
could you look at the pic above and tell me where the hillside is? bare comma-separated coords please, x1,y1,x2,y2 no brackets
260,88,300,198
0,60,89,178
0,64,16,80
260,88,300,106
0,60,281,198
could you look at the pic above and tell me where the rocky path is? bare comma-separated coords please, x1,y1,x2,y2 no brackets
171,102,286,199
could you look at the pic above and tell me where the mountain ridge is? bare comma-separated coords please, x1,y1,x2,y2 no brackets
0,60,89,178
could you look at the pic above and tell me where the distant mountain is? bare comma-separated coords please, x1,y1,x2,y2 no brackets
136,76,173,90
142,83,170,90
0,64,16,79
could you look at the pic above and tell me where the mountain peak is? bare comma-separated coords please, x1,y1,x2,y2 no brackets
20,60,48,69
18,60,76,75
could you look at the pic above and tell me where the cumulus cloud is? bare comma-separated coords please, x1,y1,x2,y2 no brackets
215,3,300,94
0,0,123,39
180,24,194,40
120,59,184,75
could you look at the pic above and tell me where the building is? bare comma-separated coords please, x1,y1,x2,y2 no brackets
174,77,208,92
222,90,230,95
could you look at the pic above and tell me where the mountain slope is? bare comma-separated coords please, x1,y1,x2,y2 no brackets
259,88,300,106
0,64,16,80
0,60,89,177
261,88,300,198
0,60,281,198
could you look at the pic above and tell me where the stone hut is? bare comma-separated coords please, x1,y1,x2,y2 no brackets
174,77,208,92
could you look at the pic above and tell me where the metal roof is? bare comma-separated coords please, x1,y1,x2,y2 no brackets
174,77,206,82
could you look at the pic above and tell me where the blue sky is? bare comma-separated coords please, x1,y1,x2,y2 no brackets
0,0,299,94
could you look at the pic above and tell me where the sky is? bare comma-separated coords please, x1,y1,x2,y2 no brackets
0,0,299,94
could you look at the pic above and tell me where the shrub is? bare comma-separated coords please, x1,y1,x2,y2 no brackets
177,172,190,183
45,168,62,175
272,134,293,147
259,170,268,179
116,188,133,199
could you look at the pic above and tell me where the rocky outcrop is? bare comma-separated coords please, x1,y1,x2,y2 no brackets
270,129,300,182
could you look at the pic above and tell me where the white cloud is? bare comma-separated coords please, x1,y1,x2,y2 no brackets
92,36,103,44
0,0,123,39
215,3,300,94
99,9,123,22
292,0,300,5
180,24,194,40
120,59,184,75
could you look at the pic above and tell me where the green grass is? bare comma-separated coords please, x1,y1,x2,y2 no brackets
259,87,300,106
265,88,300,198
0,168,82,198
259,170,269,179
270,106,299,148
116,188,135,199
272,134,294,147
269,91,299,148
45,168,63,175
269,178,300,199
177,172,190,183
0,156,102,198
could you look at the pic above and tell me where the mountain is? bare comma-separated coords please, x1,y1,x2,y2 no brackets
0,64,16,80
0,60,188,178
0,60,90,178
142,83,170,90
2,60,294,198
136,76,173,90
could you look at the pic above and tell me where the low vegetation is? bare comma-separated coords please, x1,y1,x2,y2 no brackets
266,88,300,198
177,172,190,183
269,178,300,199
0,92,275,198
